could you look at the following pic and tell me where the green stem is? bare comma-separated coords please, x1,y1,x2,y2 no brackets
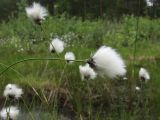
53,63,67,111
0,58,86,76
133,13,140,75
0,63,24,78
22,98,35,120
129,0,140,111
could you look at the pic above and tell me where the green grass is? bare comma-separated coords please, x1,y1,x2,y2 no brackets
0,15,160,119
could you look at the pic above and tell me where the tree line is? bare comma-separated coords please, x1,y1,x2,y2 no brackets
0,0,160,20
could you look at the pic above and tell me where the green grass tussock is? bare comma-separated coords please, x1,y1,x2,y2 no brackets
0,14,160,119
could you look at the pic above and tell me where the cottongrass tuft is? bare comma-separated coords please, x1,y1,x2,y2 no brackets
79,64,97,80
135,86,140,91
0,106,19,120
146,0,153,7
49,38,64,53
25,2,48,25
64,52,75,63
87,46,126,79
139,67,150,83
123,77,128,80
3,84,23,100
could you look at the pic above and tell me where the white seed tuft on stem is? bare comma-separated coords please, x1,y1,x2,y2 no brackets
87,46,126,79
79,64,97,80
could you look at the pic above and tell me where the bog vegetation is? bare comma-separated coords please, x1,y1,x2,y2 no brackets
0,1,160,120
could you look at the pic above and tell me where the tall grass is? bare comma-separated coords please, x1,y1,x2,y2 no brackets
0,14,160,119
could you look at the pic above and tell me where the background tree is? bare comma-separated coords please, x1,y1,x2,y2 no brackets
0,0,160,21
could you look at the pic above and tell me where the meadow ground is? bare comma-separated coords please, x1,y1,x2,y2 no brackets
0,15,160,119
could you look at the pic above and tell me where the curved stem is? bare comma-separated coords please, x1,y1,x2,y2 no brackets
0,58,86,76
0,62,45,105
0,63,24,78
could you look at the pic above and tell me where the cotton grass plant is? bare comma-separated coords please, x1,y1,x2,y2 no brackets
3,84,23,100
139,67,150,83
79,64,97,80
25,2,48,25
1,84,23,120
0,44,129,119
146,0,153,7
135,86,140,91
0,106,19,120
49,38,65,54
0,45,127,80
0,2,156,119
0,11,146,118
64,52,75,63
87,46,126,79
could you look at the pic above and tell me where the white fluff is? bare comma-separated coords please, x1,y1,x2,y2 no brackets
25,2,48,23
89,46,126,79
3,84,23,99
0,106,19,120
146,0,153,7
123,77,128,80
79,64,97,80
49,38,64,53
135,86,140,91
139,67,150,82
65,52,75,63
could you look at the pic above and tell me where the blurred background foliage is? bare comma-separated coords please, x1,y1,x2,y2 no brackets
0,0,160,21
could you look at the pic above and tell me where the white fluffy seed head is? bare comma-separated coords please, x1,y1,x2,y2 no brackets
88,46,126,79
139,67,150,82
65,52,75,63
146,0,153,7
49,38,64,53
3,84,23,99
0,106,19,120
123,77,128,80
25,2,48,24
79,64,97,81
135,86,140,91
